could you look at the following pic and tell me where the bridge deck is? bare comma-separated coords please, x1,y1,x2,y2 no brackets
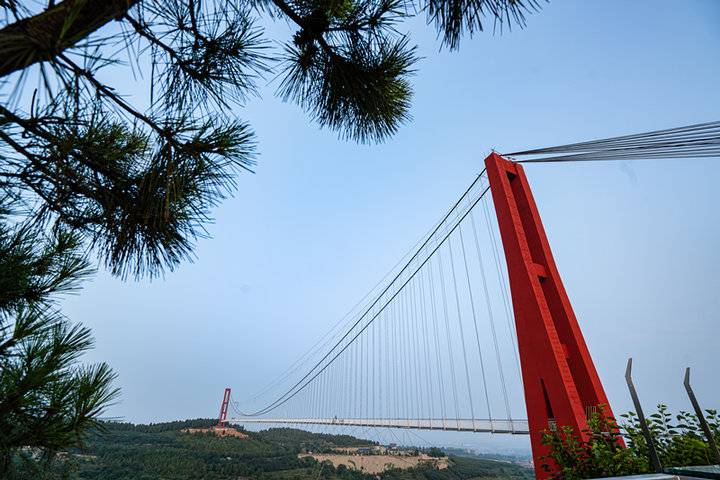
230,418,529,434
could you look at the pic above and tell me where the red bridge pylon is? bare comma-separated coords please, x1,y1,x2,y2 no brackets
217,387,231,428
485,153,622,477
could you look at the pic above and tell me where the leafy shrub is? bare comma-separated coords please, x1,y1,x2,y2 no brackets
540,405,720,479
622,405,720,467
540,407,646,479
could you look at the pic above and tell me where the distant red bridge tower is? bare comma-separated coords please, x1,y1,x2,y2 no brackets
217,387,231,428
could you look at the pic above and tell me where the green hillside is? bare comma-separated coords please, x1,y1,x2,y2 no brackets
59,419,533,479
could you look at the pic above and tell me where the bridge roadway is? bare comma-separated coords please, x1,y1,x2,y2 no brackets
230,417,529,434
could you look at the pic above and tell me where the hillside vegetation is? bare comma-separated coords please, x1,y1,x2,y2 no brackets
58,419,533,479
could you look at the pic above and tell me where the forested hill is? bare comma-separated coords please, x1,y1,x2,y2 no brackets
255,427,377,450
63,419,533,480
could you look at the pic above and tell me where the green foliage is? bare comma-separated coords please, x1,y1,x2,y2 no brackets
137,0,270,113
105,418,219,433
0,224,87,314
622,405,720,468
279,2,417,143
425,447,445,458
51,421,531,479
0,205,119,479
255,427,376,452
426,0,542,50
71,421,306,480
540,410,646,480
541,405,720,479
378,455,532,480
1,0,543,278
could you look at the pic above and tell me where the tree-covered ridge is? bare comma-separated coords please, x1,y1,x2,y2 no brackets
73,420,307,479
99,418,219,433
57,419,533,479
256,427,377,450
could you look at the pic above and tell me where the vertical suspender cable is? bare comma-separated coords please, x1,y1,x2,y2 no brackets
364,317,368,419
482,195,522,377
419,268,436,425
427,261,447,426
470,210,513,421
448,238,477,428
459,225,493,422
437,251,461,428
395,300,400,421
399,289,408,419
410,279,424,425
373,310,378,421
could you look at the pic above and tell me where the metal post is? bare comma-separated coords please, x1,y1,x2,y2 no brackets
625,358,662,472
684,367,720,464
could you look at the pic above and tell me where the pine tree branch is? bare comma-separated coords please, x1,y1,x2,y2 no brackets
271,0,335,56
271,0,305,28
122,14,202,81
55,53,173,142
0,0,139,79
0,108,118,216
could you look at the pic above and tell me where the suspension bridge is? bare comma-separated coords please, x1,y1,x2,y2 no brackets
220,122,720,478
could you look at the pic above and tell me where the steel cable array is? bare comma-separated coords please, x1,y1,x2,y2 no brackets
504,121,720,163
230,169,527,433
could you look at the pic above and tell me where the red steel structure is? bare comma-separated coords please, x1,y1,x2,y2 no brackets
217,387,231,428
485,153,621,477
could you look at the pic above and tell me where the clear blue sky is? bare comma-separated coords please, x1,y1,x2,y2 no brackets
62,0,719,453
